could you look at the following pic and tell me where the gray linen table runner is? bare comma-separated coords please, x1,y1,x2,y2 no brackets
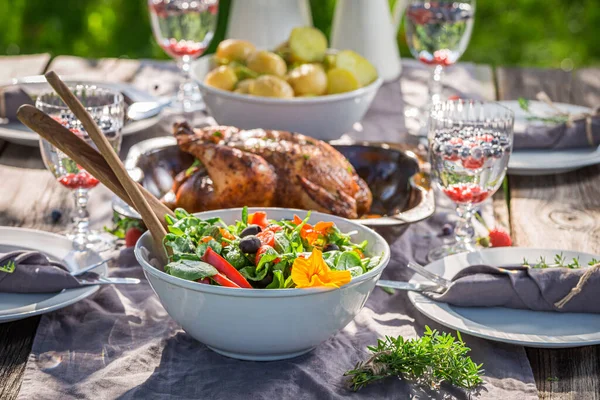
16,61,538,399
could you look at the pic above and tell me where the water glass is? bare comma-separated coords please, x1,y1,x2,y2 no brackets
428,100,514,261
149,0,219,112
37,85,124,251
404,0,476,134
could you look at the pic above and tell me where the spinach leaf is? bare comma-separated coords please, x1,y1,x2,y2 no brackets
322,250,341,269
165,259,217,281
284,274,295,288
239,266,269,281
266,270,285,289
336,251,363,270
164,233,195,255
362,256,381,271
348,266,363,277
274,232,291,253
196,239,222,258
174,208,191,219
256,247,280,271
223,247,247,270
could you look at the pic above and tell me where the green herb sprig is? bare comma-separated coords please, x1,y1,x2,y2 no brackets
522,253,600,269
345,326,484,392
518,97,569,125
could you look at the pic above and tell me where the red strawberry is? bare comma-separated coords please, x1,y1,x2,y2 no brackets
489,228,512,247
125,227,143,247
462,157,484,169
448,95,460,101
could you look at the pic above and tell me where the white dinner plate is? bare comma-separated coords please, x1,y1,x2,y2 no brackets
0,75,162,146
408,247,600,348
499,100,599,175
0,227,107,323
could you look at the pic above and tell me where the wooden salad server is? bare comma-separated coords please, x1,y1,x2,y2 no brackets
17,105,174,227
40,71,168,255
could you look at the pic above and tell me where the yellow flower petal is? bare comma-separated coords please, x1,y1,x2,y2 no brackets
292,249,352,289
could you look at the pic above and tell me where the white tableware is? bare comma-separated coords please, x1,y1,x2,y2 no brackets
0,75,163,147
225,0,313,50
331,0,406,82
135,208,390,361
500,100,599,175
191,57,383,141
408,247,600,348
0,227,107,323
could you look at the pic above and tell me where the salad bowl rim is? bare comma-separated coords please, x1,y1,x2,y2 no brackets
134,207,391,298
192,55,384,106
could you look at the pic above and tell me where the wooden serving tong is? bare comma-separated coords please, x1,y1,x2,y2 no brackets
17,72,173,261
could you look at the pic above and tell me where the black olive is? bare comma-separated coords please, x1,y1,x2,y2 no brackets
240,224,262,237
324,243,340,252
239,236,261,253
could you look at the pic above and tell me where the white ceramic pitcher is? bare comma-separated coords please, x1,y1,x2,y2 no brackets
331,0,407,82
225,0,313,50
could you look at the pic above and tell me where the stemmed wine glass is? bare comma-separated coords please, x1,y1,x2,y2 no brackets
428,100,514,261
38,86,124,251
148,0,219,112
404,0,476,134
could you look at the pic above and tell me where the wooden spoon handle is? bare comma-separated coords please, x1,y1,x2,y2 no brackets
17,105,174,227
43,71,167,254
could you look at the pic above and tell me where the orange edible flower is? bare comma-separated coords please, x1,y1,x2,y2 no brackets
293,215,335,245
200,236,214,243
219,228,235,247
291,249,351,289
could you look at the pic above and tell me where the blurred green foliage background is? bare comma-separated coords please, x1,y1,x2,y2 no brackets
0,0,597,69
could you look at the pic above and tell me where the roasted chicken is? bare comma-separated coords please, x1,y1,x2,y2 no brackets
164,122,372,219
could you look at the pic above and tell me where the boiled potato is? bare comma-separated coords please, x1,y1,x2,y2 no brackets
326,68,359,94
250,75,294,98
287,64,327,96
204,65,238,91
234,79,255,94
216,39,256,63
335,50,378,87
246,51,287,76
289,26,328,63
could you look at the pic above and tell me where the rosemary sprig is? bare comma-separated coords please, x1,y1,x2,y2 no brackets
345,326,484,392
522,253,599,269
518,97,569,125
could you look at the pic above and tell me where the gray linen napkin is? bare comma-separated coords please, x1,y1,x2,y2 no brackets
424,264,600,313
514,115,600,150
0,86,34,122
0,251,83,293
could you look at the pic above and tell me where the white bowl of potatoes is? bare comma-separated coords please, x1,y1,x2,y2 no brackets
191,27,383,141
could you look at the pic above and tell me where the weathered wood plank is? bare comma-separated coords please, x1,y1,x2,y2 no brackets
46,56,141,82
0,53,52,155
497,66,600,400
0,53,51,83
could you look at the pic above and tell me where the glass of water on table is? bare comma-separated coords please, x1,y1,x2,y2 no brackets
37,85,124,252
428,100,514,261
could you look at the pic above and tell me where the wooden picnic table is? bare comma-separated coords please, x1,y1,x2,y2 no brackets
0,54,599,399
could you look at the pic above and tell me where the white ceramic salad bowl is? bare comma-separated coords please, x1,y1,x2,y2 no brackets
191,57,383,141
134,208,390,361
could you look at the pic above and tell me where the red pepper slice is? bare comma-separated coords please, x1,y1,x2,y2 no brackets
256,230,275,247
255,245,281,266
196,278,211,284
203,247,252,288
248,211,269,228
210,273,241,288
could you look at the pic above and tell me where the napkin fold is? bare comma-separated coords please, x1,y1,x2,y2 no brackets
424,264,600,313
0,86,34,122
0,251,87,293
514,111,600,150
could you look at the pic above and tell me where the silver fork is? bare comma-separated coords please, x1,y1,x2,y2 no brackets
376,280,447,293
407,261,452,289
